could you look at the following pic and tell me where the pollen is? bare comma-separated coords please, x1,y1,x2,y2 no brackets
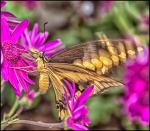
2,40,20,64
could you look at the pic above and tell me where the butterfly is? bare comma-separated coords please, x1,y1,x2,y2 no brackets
36,32,145,121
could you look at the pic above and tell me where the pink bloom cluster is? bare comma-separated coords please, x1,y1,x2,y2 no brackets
122,45,149,124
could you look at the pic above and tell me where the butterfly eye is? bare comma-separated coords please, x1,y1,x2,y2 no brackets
39,52,44,58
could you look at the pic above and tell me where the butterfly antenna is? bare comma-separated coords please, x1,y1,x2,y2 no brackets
43,22,48,56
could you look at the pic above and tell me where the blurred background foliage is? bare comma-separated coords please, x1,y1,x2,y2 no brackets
1,1,149,130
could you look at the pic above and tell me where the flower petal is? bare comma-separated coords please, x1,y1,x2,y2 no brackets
1,50,3,64
1,1,6,7
1,60,8,81
83,115,91,123
45,45,65,56
1,17,10,41
11,19,29,43
1,11,17,18
15,69,30,93
63,86,71,112
73,85,94,110
31,23,38,41
39,39,62,51
1,68,8,81
8,66,21,97
67,117,74,128
141,107,149,122
20,71,35,85
73,105,86,120
34,32,49,48
22,29,31,47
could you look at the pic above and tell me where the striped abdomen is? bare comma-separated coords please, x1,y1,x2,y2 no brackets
39,72,50,94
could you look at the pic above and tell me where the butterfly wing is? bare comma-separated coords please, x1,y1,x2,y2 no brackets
48,34,144,77
46,67,71,121
47,63,123,95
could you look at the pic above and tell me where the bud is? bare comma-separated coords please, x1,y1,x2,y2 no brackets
19,90,35,109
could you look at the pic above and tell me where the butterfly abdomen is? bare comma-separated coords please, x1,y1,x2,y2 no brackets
37,57,50,94
39,72,50,94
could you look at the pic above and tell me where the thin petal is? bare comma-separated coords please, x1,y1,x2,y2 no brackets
34,32,49,48
11,19,29,43
8,66,21,97
21,58,36,75
1,18,10,41
1,1,6,7
1,11,17,18
73,105,89,120
21,71,35,85
6,19,20,25
22,29,31,47
73,85,94,110
73,106,85,120
2,69,8,81
1,60,8,81
31,23,38,41
39,39,62,51
1,51,3,64
67,117,74,128
64,80,74,99
22,56,37,67
63,86,71,111
45,45,65,56
31,34,41,48
15,69,29,93
83,116,91,123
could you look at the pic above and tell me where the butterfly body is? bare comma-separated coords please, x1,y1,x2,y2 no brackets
36,56,50,94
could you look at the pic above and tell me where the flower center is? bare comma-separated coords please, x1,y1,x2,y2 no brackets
2,40,20,64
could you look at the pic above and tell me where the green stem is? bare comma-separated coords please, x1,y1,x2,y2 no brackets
34,91,40,98
7,97,19,118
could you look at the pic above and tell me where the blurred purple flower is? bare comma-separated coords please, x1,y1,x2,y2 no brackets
140,13,149,31
23,1,38,9
64,80,93,130
1,1,20,30
98,1,114,17
21,23,65,57
1,18,36,97
121,45,149,124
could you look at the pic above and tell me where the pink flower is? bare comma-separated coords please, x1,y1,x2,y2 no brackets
1,18,36,97
64,80,93,130
121,45,149,124
98,1,114,17
23,1,38,9
21,23,65,57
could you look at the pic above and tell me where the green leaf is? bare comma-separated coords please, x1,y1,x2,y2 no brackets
87,96,118,127
4,83,16,107
3,1,34,21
